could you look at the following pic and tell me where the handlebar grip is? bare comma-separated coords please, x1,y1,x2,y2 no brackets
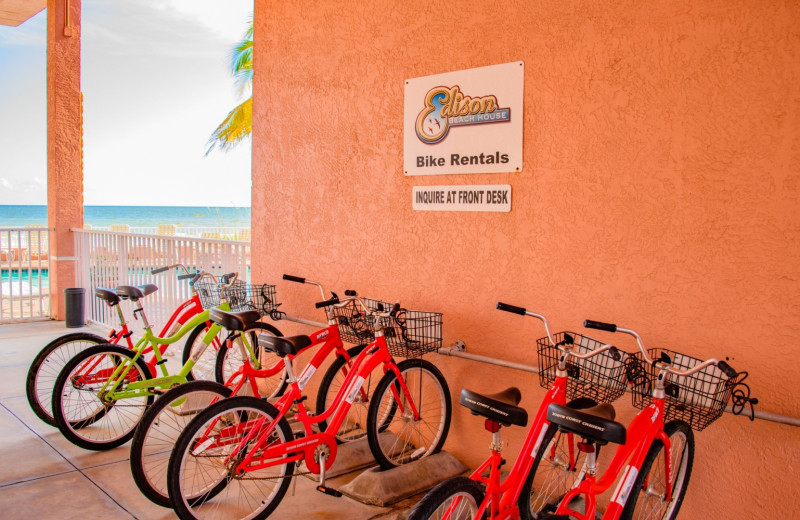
190,273,202,284
389,302,401,316
220,273,237,284
496,302,527,315
584,320,617,332
151,266,170,274
315,297,340,309
177,273,195,280
608,346,622,362
283,274,306,284
344,289,357,296
717,360,738,379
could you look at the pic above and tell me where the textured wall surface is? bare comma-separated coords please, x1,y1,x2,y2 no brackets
252,0,800,516
46,0,83,319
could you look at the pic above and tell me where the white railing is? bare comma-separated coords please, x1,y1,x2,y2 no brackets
89,225,250,240
73,229,249,328
0,227,52,322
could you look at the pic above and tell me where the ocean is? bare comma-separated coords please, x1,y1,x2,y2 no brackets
0,205,251,229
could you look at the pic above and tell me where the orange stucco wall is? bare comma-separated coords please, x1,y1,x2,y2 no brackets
46,0,83,319
251,0,800,516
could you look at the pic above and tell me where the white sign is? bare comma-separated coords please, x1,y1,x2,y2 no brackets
404,62,524,176
413,185,511,212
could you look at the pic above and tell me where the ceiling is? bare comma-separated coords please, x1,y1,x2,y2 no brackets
0,0,46,27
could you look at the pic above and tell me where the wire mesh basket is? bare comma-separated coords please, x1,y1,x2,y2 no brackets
195,281,278,316
628,348,741,431
382,308,442,359
537,332,629,403
330,297,389,344
330,298,442,358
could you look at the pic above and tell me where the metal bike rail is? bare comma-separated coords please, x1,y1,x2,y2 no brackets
435,343,800,429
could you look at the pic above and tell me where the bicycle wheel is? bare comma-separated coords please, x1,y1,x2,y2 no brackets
167,396,294,520
315,344,383,442
52,344,154,450
620,420,694,520
130,380,232,507
366,358,451,469
408,475,485,520
181,322,224,382
518,423,588,519
26,332,106,426
213,322,286,398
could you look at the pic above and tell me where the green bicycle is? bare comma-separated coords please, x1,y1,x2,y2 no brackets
50,273,283,450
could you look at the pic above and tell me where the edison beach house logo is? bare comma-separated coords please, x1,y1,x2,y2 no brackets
415,85,511,144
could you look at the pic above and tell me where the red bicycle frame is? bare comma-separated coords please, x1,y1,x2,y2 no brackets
552,397,670,520
192,325,416,477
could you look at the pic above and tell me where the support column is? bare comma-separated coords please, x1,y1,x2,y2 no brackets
46,0,83,320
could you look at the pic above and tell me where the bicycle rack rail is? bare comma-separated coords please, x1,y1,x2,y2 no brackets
435,341,799,429
107,312,797,429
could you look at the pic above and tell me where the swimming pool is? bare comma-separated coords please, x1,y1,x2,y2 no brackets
1,269,49,297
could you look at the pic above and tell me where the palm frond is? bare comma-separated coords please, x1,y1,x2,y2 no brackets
205,97,252,155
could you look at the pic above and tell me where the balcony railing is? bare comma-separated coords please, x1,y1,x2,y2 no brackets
73,229,249,328
0,227,51,322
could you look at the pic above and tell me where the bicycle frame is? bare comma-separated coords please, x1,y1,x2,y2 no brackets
190,326,416,477
552,398,671,520
466,367,573,519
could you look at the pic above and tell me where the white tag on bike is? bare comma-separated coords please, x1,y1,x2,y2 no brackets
192,437,215,456
612,465,639,506
346,376,366,404
297,366,316,391
531,425,549,458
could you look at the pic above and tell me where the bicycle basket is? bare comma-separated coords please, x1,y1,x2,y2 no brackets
536,332,629,403
628,348,742,431
382,308,442,359
195,281,278,316
330,297,391,344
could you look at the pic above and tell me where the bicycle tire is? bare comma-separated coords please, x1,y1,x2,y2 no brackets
52,343,154,450
518,397,598,520
130,380,232,507
517,423,588,519
26,332,107,426
167,396,294,520
181,322,223,382
213,322,286,398
407,475,485,520
315,344,378,442
366,358,451,469
619,420,694,520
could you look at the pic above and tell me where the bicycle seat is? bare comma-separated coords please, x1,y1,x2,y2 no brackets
258,334,312,357
460,387,528,427
209,308,261,331
547,403,626,445
94,287,121,305
115,284,158,301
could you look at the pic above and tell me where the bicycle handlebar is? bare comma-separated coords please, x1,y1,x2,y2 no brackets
315,296,340,308
151,263,191,276
496,302,527,316
177,273,195,280
583,319,738,379
583,320,617,333
283,274,305,284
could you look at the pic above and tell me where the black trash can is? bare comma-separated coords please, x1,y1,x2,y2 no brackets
64,288,86,328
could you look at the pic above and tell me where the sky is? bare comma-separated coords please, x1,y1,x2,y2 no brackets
0,0,253,207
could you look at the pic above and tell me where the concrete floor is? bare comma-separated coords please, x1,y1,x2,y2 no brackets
0,320,424,519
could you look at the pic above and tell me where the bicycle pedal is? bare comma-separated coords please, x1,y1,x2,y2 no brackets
316,485,342,498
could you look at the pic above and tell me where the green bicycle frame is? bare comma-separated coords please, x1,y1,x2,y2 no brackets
96,302,260,401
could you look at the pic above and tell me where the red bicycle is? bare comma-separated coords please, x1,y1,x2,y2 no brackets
536,319,745,520
25,264,211,426
166,291,451,520
409,303,632,520
410,309,748,520
128,274,381,507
